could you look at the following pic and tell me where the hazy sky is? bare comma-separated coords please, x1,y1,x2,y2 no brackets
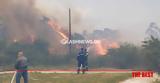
35,0,160,44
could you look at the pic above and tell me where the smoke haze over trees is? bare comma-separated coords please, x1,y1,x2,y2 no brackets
0,0,160,72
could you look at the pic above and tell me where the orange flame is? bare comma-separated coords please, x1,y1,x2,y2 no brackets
95,40,108,55
95,40,119,55
46,18,120,56
109,42,120,48
48,20,68,40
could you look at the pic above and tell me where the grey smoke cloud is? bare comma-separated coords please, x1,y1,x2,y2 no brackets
0,0,69,55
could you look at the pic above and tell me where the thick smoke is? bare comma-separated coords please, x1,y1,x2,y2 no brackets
0,0,68,55
1,0,38,41
34,0,89,33
0,0,120,56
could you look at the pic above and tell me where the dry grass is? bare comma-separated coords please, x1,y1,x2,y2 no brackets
0,72,131,83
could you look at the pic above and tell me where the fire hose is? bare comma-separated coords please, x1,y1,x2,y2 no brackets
10,71,16,83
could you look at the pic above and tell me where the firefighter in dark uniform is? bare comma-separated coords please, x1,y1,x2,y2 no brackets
77,48,86,74
84,48,89,71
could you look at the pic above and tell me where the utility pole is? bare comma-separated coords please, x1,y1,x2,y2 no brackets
69,8,72,56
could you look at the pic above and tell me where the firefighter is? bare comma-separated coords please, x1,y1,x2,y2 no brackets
15,51,28,83
84,48,89,71
77,48,86,74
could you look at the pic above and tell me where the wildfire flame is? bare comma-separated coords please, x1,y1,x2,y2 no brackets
45,17,119,56
109,42,120,48
95,40,108,55
47,20,68,40
94,40,119,55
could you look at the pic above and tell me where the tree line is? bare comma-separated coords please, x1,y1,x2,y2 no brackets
0,36,160,72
